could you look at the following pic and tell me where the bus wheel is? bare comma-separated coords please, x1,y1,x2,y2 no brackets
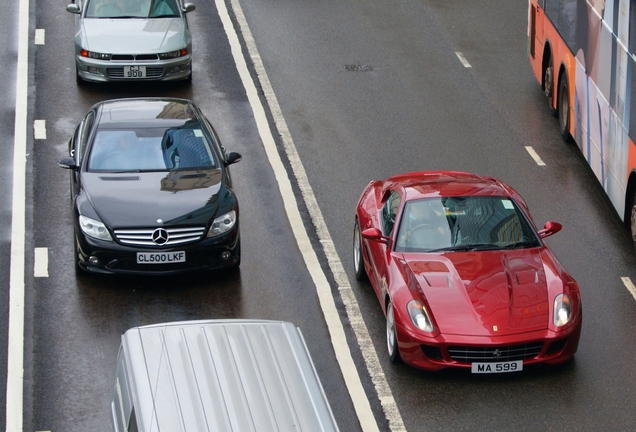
544,60,556,116
558,74,572,142
631,197,636,247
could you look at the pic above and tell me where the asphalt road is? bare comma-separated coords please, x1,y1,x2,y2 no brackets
0,1,19,428
8,0,636,431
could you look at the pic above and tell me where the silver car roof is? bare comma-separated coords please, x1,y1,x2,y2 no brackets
120,319,339,432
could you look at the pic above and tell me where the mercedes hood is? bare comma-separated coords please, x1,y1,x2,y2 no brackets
80,170,226,228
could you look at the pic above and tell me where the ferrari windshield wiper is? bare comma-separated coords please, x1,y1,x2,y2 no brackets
426,245,476,252
499,241,541,249
432,242,540,252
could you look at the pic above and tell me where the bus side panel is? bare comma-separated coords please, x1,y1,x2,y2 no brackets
530,0,636,222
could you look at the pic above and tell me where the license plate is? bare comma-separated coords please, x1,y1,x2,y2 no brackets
471,360,522,374
137,251,185,264
124,65,146,78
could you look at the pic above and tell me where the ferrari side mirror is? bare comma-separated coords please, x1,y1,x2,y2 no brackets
538,221,562,239
361,228,390,245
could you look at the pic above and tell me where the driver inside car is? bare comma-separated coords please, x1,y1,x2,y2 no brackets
399,201,450,249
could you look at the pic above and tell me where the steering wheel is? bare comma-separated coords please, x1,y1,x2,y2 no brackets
410,223,443,236
97,152,126,170
407,223,446,247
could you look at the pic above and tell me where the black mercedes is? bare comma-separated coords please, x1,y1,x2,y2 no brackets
59,98,242,274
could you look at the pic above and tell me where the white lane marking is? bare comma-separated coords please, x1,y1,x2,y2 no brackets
455,52,472,68
34,29,45,45
34,248,49,278
34,120,46,139
525,146,546,166
224,1,406,431
621,277,636,300
6,0,30,428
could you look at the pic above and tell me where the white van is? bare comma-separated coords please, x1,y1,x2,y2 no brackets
111,319,339,432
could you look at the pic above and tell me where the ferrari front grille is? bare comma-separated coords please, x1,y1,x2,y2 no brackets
448,343,543,363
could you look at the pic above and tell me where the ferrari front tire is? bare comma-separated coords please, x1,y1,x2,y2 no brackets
386,301,401,363
353,219,367,281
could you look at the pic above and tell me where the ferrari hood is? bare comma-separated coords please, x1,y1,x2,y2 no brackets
81,170,225,227
80,18,188,53
405,249,553,336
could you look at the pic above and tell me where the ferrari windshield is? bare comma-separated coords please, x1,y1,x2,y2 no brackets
395,196,541,253
85,0,180,18
88,126,217,172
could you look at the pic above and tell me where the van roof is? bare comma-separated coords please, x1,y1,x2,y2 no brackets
120,319,339,432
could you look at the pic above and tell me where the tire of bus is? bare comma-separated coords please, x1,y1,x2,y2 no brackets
545,57,557,117
558,74,572,142
631,192,636,247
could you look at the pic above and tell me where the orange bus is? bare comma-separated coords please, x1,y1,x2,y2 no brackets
528,0,636,240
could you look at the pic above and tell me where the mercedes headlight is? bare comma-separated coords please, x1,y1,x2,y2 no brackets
553,294,572,327
207,210,236,237
79,215,112,241
407,300,434,332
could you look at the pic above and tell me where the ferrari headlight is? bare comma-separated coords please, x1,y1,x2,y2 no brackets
79,215,112,241
207,210,236,237
553,294,572,327
407,300,434,332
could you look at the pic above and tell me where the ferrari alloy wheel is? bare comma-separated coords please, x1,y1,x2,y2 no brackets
386,301,400,363
558,73,572,142
353,219,367,281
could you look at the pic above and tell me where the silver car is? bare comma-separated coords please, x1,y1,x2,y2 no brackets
66,0,195,84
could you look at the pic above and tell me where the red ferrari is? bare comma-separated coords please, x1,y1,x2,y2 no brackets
353,171,581,373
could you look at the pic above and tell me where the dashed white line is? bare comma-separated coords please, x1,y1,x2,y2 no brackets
34,248,49,278
455,52,472,68
220,0,406,430
34,119,46,140
34,29,45,45
621,277,636,301
525,146,546,166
